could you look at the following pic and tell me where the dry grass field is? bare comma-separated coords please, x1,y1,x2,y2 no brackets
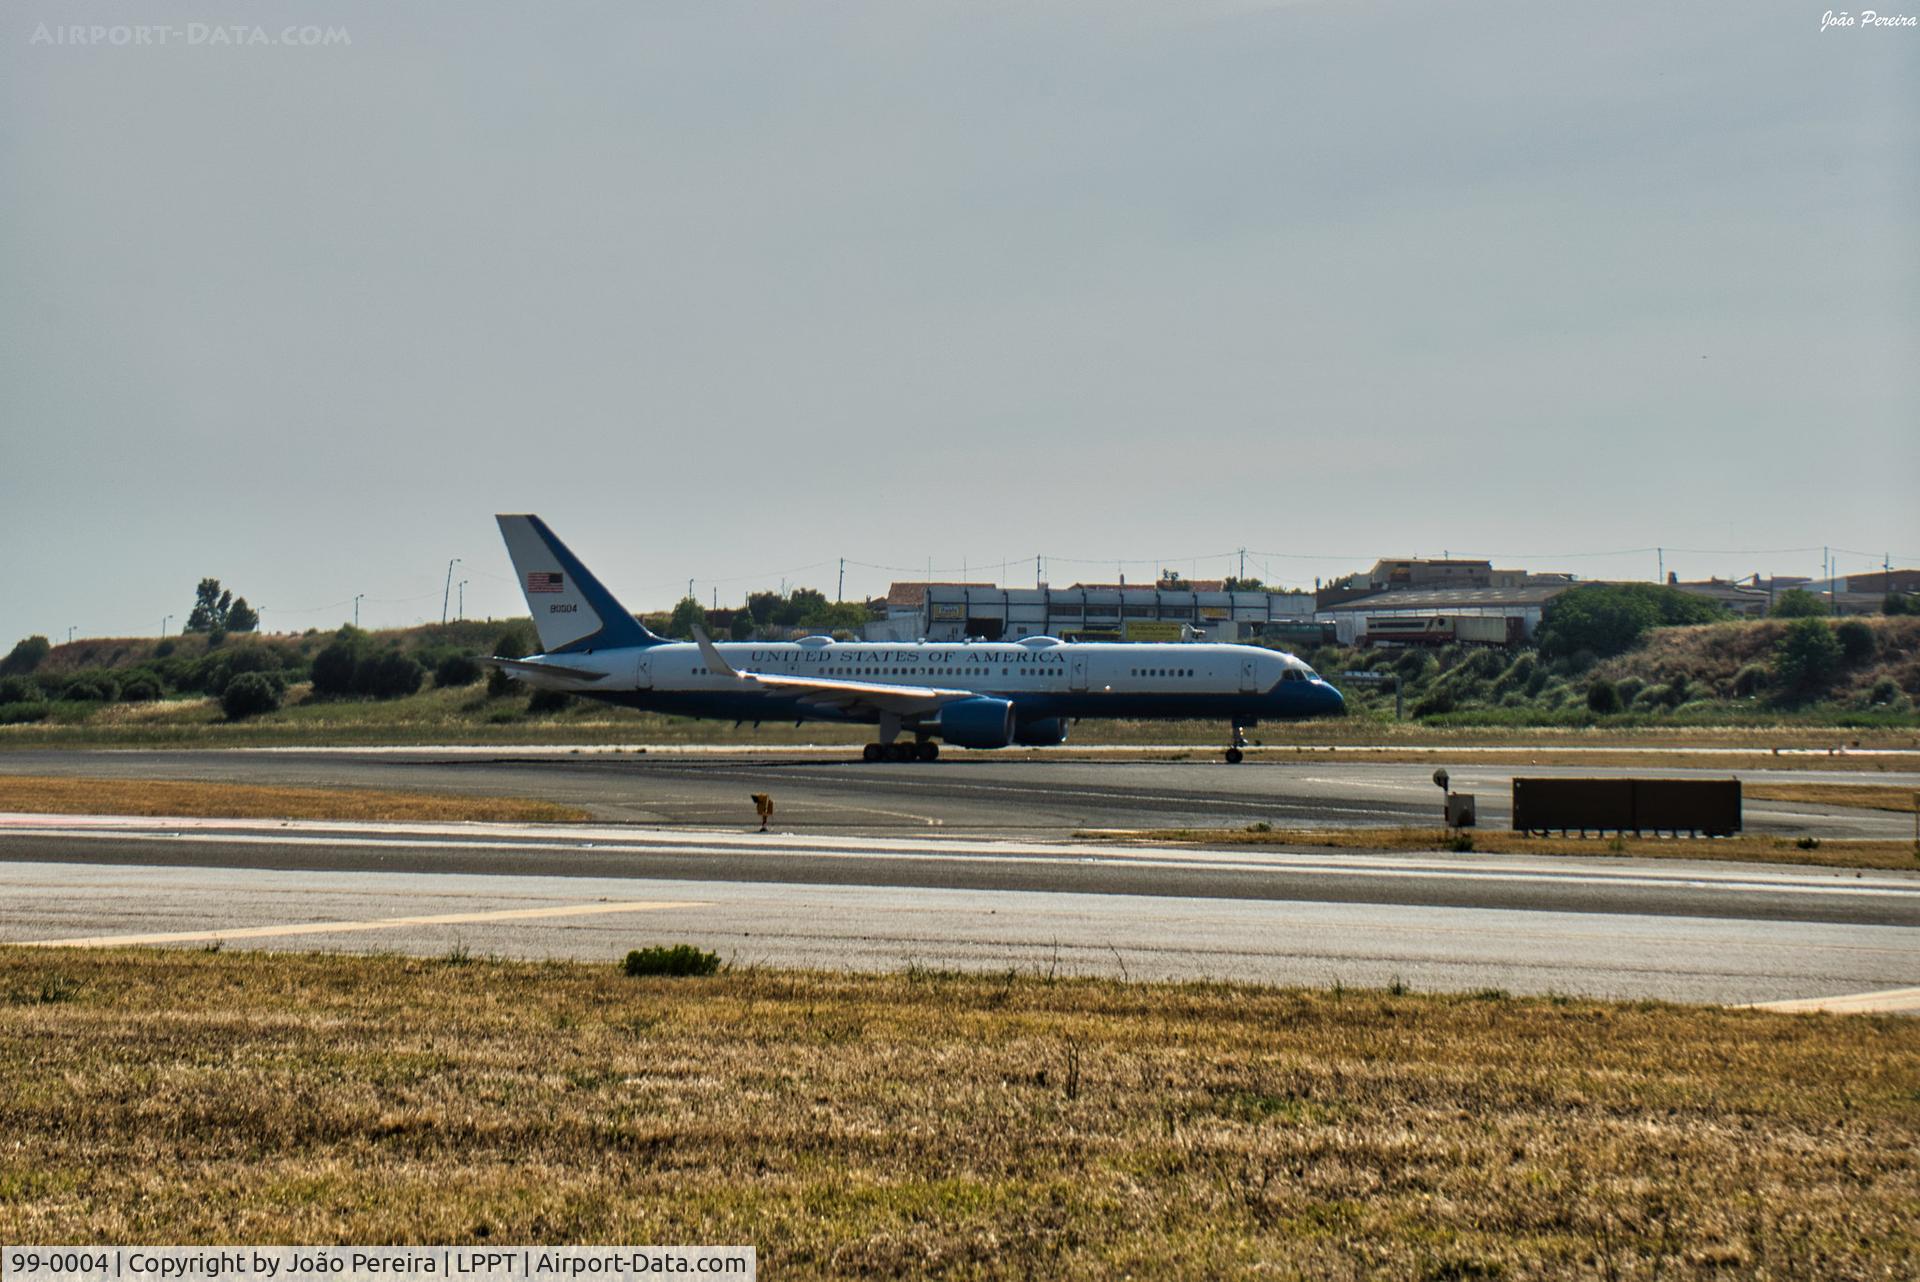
0,776,590,824
2,949,1916,1278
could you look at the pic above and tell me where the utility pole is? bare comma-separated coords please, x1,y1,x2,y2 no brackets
67,626,74,644
457,580,468,620
1036,555,1042,588
162,615,172,637
442,558,461,625
837,558,845,603
353,594,364,628
1238,547,1247,582
687,578,694,603
1657,547,1663,583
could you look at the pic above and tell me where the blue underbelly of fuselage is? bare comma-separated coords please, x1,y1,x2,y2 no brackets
580,685,1334,725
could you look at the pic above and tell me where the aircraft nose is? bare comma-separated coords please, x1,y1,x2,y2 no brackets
1321,682,1347,716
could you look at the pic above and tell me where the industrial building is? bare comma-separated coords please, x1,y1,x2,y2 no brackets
1317,584,1571,646
869,581,1315,643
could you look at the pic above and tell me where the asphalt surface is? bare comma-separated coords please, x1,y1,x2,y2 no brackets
1,747,1914,837
1,750,1916,1006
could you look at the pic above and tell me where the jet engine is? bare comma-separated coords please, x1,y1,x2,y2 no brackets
932,696,1016,749
1014,717,1070,746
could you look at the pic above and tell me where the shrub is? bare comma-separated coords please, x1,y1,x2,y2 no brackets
1773,618,1842,696
59,674,119,702
120,676,163,702
1836,619,1876,666
1536,584,1726,660
1770,589,1828,618
487,665,516,698
493,625,538,660
154,639,176,658
1614,676,1646,708
1637,683,1672,711
527,688,574,714
0,675,41,703
309,629,366,696
1866,677,1902,706
1587,678,1621,714
0,702,51,725
435,653,484,688
221,672,282,719
0,635,52,677
623,945,720,978
1395,649,1436,680
355,650,424,699
1732,663,1770,698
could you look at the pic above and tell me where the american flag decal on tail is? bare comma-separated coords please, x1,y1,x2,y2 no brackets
527,571,565,594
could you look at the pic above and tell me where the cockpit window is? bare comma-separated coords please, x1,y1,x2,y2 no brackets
1303,669,1319,681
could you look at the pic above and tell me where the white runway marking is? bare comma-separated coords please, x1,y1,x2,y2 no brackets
18,898,704,948
1743,986,1920,1015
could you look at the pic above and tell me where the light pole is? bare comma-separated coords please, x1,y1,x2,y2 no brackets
162,615,172,637
67,626,75,645
457,580,468,620
354,594,365,628
442,558,461,625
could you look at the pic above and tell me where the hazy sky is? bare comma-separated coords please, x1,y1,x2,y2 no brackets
4,0,1915,641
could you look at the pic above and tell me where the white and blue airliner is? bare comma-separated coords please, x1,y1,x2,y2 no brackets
490,515,1344,762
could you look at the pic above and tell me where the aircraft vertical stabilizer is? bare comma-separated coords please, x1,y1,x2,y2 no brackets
496,514,661,654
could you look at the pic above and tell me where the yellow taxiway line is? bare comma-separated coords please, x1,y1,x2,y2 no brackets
19,900,706,948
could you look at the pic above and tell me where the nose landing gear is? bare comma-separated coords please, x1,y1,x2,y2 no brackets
1224,723,1249,764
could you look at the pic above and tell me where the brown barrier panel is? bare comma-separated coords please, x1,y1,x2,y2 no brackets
1631,779,1742,836
1511,778,1743,836
1511,778,1633,833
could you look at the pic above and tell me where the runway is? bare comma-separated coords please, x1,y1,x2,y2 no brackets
2,749,1915,1008
1,747,1914,837
3,814,1917,1007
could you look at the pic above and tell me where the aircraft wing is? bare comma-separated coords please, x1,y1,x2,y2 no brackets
691,627,974,717
480,656,610,682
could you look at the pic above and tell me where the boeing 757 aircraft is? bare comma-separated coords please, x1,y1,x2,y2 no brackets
489,515,1344,761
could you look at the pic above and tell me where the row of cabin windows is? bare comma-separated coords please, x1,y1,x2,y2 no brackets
1130,668,1196,678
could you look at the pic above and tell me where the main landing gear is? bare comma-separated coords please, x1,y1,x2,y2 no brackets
861,740,939,763
1224,723,1249,765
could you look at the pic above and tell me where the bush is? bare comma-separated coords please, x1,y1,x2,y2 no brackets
1536,584,1727,660
1587,678,1621,714
1637,683,1672,711
0,702,51,725
1732,663,1770,698
1773,618,1842,696
58,673,119,702
527,688,574,714
309,629,366,696
487,665,516,698
1866,677,1902,706
221,672,283,719
120,676,163,702
154,639,177,658
434,653,484,688
622,945,720,978
1613,676,1646,708
0,635,52,677
493,624,538,660
355,650,424,699
1836,619,1876,665
1771,589,1828,618
0,675,42,703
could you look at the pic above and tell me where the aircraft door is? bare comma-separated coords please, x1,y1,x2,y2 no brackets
634,651,652,689
1238,655,1258,693
1069,653,1089,692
